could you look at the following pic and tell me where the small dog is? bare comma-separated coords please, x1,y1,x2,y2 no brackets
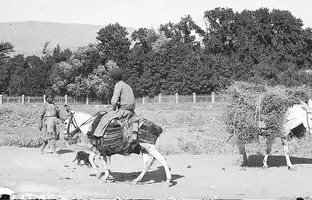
72,151,92,167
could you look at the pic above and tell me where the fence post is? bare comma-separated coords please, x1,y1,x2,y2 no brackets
43,95,46,104
142,96,145,105
158,93,162,104
193,93,196,103
175,93,179,104
65,95,68,105
0,94,2,104
27,96,30,103
86,96,89,105
21,94,25,104
211,92,215,103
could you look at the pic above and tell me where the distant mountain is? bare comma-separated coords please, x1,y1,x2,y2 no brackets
0,21,136,57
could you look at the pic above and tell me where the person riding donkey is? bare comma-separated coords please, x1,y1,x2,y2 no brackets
38,88,61,154
92,67,140,149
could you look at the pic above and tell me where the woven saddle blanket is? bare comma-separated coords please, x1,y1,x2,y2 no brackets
88,113,163,156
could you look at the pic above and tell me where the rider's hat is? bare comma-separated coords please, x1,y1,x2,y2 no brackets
110,67,123,81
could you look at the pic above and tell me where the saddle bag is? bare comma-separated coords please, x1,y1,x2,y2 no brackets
137,119,163,144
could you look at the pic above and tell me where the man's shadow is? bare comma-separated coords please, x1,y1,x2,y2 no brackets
246,155,312,167
95,166,184,187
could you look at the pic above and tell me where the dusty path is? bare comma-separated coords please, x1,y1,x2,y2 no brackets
1,146,312,199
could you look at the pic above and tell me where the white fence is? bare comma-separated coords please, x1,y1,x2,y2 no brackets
136,92,221,104
0,92,221,105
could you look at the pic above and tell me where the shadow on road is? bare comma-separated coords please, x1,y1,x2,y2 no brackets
247,155,312,167
95,166,184,186
57,149,74,155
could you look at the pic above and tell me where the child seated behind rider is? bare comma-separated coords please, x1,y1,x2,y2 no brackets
93,67,139,141
38,88,61,154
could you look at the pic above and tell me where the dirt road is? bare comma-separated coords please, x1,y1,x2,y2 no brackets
1,146,312,199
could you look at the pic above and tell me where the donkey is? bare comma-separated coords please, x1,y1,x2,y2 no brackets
63,108,172,184
237,101,312,170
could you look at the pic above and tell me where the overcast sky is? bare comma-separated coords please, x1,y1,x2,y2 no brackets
0,0,311,29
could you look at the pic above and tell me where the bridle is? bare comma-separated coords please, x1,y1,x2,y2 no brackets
64,113,82,144
64,110,107,144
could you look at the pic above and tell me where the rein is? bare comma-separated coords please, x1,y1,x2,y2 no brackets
66,110,107,138
66,116,81,136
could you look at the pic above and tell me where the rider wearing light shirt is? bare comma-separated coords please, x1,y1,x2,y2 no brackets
111,80,135,112
93,68,139,142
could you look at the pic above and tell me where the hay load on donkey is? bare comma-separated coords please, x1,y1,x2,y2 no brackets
224,81,312,169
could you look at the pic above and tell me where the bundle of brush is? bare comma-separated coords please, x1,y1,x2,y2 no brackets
223,81,311,144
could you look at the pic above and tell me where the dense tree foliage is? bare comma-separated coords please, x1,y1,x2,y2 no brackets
0,42,14,92
0,42,14,62
203,8,312,88
1,8,312,102
96,23,131,66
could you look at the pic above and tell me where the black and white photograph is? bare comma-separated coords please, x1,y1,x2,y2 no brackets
1,0,312,199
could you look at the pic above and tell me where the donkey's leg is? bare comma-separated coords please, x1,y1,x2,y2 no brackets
99,155,110,182
140,143,172,184
107,155,111,165
237,141,248,167
89,152,99,174
132,150,155,184
106,155,112,176
281,138,294,170
263,137,274,168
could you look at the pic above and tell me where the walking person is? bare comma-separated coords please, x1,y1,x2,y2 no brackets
38,88,61,154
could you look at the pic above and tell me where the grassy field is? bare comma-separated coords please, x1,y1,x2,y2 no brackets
1,102,312,157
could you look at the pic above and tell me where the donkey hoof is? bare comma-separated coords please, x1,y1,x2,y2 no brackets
99,177,107,183
96,173,102,179
288,165,295,171
165,179,171,185
132,180,139,185
100,176,109,183
100,180,107,184
262,165,268,169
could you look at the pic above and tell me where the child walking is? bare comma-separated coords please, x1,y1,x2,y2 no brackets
38,88,60,154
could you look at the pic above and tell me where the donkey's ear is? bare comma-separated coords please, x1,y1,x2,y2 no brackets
309,99,312,108
64,104,71,113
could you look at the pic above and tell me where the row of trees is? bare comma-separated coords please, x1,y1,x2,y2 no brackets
1,8,312,103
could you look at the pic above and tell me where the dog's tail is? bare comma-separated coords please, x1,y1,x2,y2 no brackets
72,157,77,162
